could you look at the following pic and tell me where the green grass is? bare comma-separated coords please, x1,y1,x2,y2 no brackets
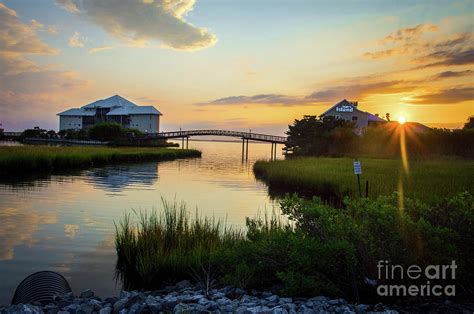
0,145,201,175
115,199,244,290
254,157,474,204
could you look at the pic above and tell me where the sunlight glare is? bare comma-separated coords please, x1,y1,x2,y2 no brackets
398,116,407,124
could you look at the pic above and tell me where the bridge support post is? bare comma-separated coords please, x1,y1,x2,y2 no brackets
186,137,189,149
241,138,245,162
270,142,274,160
245,138,249,161
274,143,277,159
181,137,184,149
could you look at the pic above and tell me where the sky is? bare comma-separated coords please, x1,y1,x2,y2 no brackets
0,0,473,134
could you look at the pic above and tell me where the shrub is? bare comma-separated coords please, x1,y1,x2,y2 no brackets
88,122,126,141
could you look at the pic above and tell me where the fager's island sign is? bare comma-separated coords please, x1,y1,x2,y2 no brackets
336,105,354,112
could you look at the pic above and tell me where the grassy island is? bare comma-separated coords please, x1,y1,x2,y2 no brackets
116,193,474,302
254,157,474,204
0,146,201,175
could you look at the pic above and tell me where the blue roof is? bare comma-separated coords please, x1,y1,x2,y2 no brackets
81,95,138,109
107,106,162,116
57,108,96,116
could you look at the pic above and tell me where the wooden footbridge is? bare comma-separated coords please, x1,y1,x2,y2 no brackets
136,129,287,160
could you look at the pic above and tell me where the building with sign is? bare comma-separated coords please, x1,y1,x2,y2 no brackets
57,95,162,133
319,99,385,128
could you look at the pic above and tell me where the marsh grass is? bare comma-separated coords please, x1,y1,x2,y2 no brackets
0,146,201,175
254,157,474,204
114,199,245,290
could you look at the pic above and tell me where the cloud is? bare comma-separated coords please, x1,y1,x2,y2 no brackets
0,3,59,55
56,0,217,51
417,47,474,68
381,23,438,43
198,76,417,107
88,45,115,54
0,3,87,131
410,87,474,105
198,94,312,106
68,31,86,47
432,70,473,79
55,0,79,13
306,80,409,102
364,23,474,69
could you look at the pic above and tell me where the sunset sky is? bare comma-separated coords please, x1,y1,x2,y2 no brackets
0,0,473,134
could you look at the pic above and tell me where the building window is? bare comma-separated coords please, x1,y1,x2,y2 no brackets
352,116,358,121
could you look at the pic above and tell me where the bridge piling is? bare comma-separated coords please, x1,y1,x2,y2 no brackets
186,137,189,149
245,138,249,161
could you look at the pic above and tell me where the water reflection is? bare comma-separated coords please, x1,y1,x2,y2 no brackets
84,162,159,194
0,140,283,304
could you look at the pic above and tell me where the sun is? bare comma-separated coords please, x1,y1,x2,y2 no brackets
398,116,407,124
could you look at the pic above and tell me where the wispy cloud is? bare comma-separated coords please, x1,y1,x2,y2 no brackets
410,87,474,105
364,23,474,70
56,0,217,51
432,70,473,80
197,94,313,106
88,45,115,54
68,31,86,47
306,81,409,102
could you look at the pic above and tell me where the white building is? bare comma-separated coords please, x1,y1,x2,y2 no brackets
57,95,162,133
320,99,385,128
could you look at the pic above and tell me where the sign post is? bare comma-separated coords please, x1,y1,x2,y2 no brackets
353,160,362,197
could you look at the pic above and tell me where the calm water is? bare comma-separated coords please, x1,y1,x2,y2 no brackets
0,140,283,304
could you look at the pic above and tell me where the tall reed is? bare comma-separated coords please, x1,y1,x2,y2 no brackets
115,199,244,290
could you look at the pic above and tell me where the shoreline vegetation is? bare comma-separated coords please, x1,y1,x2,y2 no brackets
0,146,201,176
115,194,474,304
253,157,474,205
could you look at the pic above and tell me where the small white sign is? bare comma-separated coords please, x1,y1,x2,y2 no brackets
354,160,362,174
336,105,354,112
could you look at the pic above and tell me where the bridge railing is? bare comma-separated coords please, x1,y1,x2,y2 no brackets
143,129,287,143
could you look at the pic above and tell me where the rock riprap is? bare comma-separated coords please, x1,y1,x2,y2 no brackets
0,281,402,313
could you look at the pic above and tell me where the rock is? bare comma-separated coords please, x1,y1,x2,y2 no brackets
162,296,178,309
99,307,112,314
175,280,192,290
76,303,94,314
79,289,95,299
271,307,288,314
246,305,272,314
113,298,129,313
308,296,327,303
266,295,279,303
173,303,191,313
146,302,162,314
262,292,273,298
356,304,368,313
63,304,78,313
328,298,346,306
103,297,118,305
217,297,231,306
279,298,293,304
57,311,70,314
127,303,142,314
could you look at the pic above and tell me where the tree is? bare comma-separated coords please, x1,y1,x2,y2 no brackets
285,115,356,156
88,122,125,141
463,116,474,129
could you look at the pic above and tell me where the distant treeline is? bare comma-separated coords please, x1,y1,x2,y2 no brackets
285,115,474,158
12,122,173,147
